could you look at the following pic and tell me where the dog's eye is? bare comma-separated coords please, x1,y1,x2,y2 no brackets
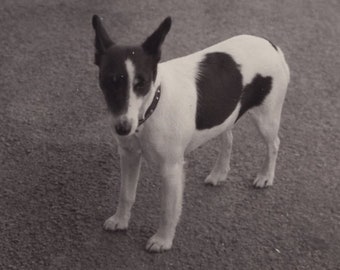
134,77,145,88
112,74,125,86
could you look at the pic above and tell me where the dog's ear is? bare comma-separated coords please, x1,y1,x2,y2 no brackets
92,15,114,65
142,17,172,61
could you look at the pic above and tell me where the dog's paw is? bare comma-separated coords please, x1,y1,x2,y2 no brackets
146,234,173,253
253,174,273,188
204,172,227,186
103,214,129,231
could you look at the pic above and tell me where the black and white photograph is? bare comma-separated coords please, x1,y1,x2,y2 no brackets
1,0,339,269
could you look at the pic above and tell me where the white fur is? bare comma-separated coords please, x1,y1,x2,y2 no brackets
124,59,143,134
104,35,290,252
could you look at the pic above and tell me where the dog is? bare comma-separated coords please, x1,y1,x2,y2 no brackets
92,15,290,252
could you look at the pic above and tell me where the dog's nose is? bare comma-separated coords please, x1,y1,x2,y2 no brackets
115,120,132,136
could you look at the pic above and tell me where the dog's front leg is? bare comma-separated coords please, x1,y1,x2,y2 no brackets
104,145,142,231
146,160,184,252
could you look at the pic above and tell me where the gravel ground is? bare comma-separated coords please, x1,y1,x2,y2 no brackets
1,0,339,269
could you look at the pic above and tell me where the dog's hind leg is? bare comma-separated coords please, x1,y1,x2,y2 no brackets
251,108,281,188
146,159,184,252
104,145,142,231
204,130,233,186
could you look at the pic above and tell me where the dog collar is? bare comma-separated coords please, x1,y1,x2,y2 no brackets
138,85,161,126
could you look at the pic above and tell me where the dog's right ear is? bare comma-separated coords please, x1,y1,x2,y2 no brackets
92,15,114,66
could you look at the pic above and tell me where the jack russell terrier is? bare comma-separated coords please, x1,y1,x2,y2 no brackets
92,15,290,252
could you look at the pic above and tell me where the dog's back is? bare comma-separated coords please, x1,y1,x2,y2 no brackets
155,35,290,152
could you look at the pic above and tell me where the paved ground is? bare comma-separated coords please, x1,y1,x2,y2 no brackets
1,0,339,269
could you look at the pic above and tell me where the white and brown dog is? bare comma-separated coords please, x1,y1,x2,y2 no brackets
92,15,290,252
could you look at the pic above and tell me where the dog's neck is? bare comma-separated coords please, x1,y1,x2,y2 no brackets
138,83,161,126
137,66,163,124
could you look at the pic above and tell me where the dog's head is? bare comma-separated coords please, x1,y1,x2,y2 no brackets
92,15,171,136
